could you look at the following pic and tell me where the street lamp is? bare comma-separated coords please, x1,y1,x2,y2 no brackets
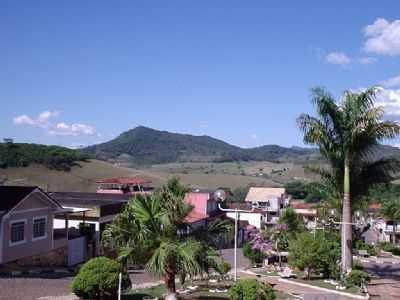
214,189,254,281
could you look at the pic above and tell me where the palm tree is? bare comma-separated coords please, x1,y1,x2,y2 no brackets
297,87,400,273
381,197,400,245
102,178,231,299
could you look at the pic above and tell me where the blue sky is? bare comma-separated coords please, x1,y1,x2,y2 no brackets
1,1,400,148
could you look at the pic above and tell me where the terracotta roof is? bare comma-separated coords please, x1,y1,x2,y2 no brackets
368,202,381,210
96,177,151,185
185,211,208,223
245,187,285,202
290,201,315,209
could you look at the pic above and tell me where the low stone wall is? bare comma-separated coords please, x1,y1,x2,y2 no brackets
14,246,68,267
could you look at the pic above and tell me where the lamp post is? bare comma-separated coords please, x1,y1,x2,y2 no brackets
214,189,254,281
327,209,365,279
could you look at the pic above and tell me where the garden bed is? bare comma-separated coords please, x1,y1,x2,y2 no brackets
124,282,291,300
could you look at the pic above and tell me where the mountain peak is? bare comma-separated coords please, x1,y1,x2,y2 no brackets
83,126,320,165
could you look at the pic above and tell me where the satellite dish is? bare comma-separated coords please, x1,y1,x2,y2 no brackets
214,189,226,202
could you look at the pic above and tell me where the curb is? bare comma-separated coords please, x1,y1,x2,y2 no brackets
278,278,370,300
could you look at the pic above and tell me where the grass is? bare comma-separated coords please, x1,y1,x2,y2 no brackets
124,283,293,300
2,158,320,191
291,278,362,295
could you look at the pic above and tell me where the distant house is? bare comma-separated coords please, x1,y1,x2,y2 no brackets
184,189,221,229
289,200,318,230
50,192,131,255
243,187,290,225
226,202,267,229
0,186,67,265
96,177,153,195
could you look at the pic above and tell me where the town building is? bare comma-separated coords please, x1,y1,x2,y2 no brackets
96,177,153,194
0,186,69,265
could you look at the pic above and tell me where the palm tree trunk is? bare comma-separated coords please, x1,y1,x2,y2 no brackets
165,271,176,299
393,222,397,245
342,158,353,274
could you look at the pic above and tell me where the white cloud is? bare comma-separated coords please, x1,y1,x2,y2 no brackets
375,87,400,118
13,111,58,128
325,52,351,66
250,134,257,139
363,18,400,56
380,75,400,88
13,111,96,137
49,123,95,136
358,57,376,65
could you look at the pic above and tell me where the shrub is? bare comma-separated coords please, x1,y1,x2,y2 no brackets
352,260,364,271
380,242,396,252
229,279,276,300
367,246,378,257
391,247,400,256
243,242,264,265
346,270,370,288
355,240,378,257
71,257,130,299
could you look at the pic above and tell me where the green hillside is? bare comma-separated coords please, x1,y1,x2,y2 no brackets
83,126,319,165
0,142,89,171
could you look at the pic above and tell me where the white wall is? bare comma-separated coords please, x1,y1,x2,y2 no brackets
54,218,100,231
226,212,263,229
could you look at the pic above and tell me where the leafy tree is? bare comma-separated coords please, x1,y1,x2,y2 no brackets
243,242,265,265
231,186,250,202
229,279,276,300
279,208,304,234
297,87,400,272
289,232,340,279
284,181,308,199
0,142,89,171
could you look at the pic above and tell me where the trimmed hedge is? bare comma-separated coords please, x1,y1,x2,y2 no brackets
71,257,130,299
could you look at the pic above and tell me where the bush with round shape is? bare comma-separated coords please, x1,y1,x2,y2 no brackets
229,279,276,300
346,270,370,288
71,257,130,299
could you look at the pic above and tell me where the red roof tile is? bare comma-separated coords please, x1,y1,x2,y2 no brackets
96,177,151,185
185,211,208,223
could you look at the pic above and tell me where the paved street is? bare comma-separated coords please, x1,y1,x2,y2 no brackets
362,259,400,300
0,271,160,300
1,251,399,300
0,276,74,300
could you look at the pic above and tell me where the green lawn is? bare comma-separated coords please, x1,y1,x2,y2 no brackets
291,278,362,295
124,284,291,300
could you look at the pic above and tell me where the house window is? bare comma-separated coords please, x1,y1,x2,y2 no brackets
10,220,26,245
33,217,47,240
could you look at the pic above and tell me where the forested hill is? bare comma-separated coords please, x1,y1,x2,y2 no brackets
0,143,89,171
82,126,320,165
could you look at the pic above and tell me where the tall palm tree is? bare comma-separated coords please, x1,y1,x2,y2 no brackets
297,87,400,273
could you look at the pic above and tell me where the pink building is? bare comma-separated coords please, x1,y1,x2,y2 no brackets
184,189,220,228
